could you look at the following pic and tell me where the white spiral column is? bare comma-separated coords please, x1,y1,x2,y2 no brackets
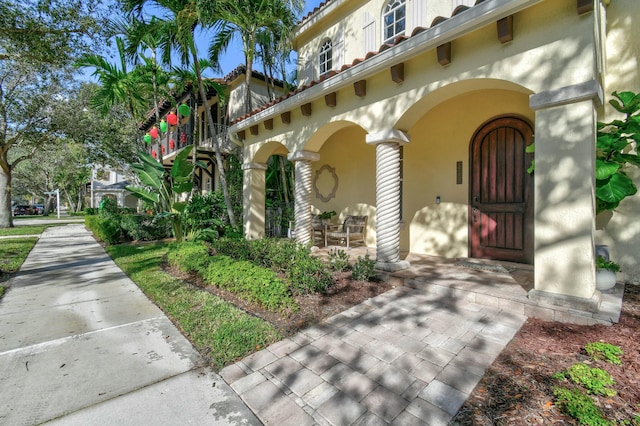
366,130,410,271
288,150,320,246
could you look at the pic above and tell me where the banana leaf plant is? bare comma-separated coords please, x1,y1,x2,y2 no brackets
596,91,640,214
125,145,199,242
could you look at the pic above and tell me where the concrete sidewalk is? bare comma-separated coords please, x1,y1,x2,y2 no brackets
0,224,259,425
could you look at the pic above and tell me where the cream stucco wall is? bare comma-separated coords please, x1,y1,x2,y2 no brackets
404,89,533,256
598,0,640,283
296,0,460,85
236,0,640,288
309,125,377,246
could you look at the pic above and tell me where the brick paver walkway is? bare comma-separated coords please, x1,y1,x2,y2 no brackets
221,286,527,425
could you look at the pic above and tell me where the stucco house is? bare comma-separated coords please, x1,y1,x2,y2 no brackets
228,0,640,319
90,168,137,209
139,65,287,192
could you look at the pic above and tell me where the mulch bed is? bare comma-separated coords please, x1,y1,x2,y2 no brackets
452,284,640,425
164,263,394,335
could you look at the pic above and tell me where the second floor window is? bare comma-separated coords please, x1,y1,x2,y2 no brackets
383,0,406,44
319,39,333,76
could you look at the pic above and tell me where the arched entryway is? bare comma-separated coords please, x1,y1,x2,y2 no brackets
469,116,534,264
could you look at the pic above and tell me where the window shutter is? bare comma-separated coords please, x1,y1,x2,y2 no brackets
363,12,376,55
300,57,314,86
409,0,427,31
334,27,345,71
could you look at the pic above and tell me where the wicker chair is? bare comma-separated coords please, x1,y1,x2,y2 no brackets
324,215,367,249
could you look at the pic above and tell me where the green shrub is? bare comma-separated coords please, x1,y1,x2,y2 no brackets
204,255,296,312
84,207,98,216
585,342,623,365
554,363,616,397
98,198,119,218
85,215,99,234
209,237,333,295
352,254,376,281
328,248,350,272
209,237,252,260
553,387,611,426
287,254,333,294
87,216,121,245
119,214,172,242
167,241,212,274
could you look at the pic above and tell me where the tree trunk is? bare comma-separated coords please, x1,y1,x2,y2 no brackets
192,49,237,227
0,163,13,228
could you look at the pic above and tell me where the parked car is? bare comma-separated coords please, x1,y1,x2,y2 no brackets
33,204,45,215
13,205,33,216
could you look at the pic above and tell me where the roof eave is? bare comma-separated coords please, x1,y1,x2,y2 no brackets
231,0,544,133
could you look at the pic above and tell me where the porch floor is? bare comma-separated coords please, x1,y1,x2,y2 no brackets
314,244,624,326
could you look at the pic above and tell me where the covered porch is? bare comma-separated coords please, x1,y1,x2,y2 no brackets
311,244,624,326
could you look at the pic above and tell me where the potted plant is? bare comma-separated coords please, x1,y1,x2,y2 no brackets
595,255,620,291
318,210,336,225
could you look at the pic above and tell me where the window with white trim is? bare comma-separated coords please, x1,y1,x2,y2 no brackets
319,39,333,76
383,0,406,44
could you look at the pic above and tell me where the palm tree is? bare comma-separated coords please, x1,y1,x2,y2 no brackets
75,37,150,120
207,0,301,114
122,0,239,227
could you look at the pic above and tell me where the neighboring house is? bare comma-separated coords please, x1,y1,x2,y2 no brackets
229,0,640,316
90,168,137,209
139,65,286,193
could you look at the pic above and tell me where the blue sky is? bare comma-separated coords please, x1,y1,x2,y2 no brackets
81,1,324,82
204,0,324,78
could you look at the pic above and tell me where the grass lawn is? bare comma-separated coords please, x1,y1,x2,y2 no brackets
106,243,283,370
0,238,38,273
0,225,50,236
0,237,39,298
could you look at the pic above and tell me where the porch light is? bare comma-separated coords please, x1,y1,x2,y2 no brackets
178,103,191,117
167,111,178,126
159,119,168,133
149,127,159,139
143,133,152,144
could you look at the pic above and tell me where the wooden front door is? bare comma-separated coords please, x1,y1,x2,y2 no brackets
469,116,534,264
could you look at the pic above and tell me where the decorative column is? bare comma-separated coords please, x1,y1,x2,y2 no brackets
287,150,320,246
241,162,267,240
366,130,410,271
528,80,603,312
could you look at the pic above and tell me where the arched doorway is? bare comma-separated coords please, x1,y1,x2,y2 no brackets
469,116,534,264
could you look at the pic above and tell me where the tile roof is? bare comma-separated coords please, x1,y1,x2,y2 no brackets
231,0,485,126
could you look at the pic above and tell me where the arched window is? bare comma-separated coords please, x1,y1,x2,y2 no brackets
319,39,333,76
383,0,406,44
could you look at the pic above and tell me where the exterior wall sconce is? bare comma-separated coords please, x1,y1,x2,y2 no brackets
436,196,441,204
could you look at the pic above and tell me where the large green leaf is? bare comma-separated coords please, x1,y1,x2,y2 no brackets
124,185,159,204
173,182,193,194
610,91,640,114
131,163,163,190
619,153,640,167
173,201,188,214
595,160,619,180
139,151,166,173
171,145,194,180
596,173,637,203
